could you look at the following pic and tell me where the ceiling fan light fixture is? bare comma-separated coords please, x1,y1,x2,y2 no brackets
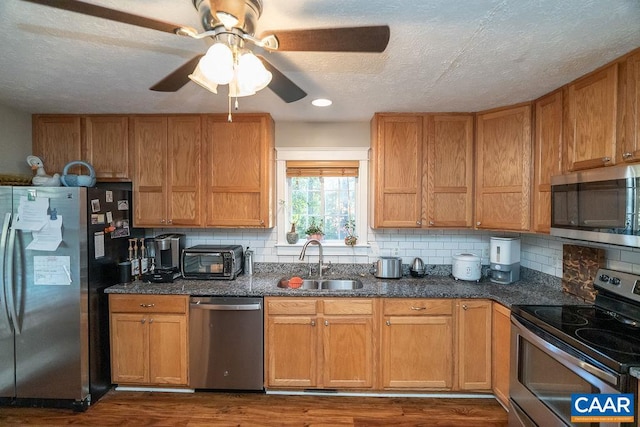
229,78,256,98
237,52,272,93
200,43,234,84
188,63,218,94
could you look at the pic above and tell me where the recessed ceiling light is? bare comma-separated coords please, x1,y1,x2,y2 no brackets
312,98,332,107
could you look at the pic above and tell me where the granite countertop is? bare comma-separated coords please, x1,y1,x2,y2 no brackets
105,264,586,308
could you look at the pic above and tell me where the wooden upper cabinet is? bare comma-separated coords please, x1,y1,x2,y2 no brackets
132,115,201,227
370,114,423,228
166,115,202,227
33,115,132,181
564,63,618,171
202,114,274,228
32,115,82,176
533,90,563,233
83,116,132,181
133,116,168,227
621,51,640,163
425,114,474,228
475,104,532,231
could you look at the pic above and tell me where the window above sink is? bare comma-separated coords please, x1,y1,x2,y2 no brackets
275,147,369,257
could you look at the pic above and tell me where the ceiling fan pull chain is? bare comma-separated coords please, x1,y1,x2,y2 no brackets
228,96,233,122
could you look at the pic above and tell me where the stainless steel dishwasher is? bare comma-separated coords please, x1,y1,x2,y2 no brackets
189,296,264,390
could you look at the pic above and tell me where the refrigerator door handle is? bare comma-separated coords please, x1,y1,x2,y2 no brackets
0,212,12,329
6,223,20,334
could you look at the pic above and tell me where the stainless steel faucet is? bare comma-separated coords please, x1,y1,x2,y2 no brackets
299,238,326,277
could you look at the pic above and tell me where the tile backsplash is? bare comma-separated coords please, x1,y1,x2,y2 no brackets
150,227,640,278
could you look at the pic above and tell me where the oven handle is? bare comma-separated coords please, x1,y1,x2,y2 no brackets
512,316,619,387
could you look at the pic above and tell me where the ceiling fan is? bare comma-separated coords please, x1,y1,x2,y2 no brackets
21,0,391,103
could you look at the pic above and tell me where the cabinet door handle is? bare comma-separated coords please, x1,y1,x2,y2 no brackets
602,157,611,163
167,219,173,224
139,303,155,308
386,320,391,326
324,320,329,326
160,219,166,224
476,221,481,226
311,320,316,326
141,318,146,324
429,220,434,226
623,152,633,159
462,304,468,310
416,220,422,226
411,306,427,311
149,318,154,323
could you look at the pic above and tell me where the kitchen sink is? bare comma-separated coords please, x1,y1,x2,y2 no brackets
277,278,363,290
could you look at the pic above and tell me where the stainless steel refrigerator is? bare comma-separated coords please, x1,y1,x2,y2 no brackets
0,186,138,411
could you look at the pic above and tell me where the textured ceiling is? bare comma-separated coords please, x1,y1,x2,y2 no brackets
0,0,639,122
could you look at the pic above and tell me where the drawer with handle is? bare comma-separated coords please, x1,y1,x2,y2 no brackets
109,294,188,314
383,299,453,316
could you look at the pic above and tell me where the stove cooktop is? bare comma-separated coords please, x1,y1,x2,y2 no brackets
512,304,640,373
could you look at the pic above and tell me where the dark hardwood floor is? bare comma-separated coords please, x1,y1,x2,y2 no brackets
0,390,508,426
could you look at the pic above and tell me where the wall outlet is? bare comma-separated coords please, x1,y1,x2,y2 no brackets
482,247,490,258
392,247,400,257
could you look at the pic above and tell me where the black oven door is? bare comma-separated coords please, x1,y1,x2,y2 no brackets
510,316,626,427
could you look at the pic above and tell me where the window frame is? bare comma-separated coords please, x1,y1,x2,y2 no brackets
275,147,370,257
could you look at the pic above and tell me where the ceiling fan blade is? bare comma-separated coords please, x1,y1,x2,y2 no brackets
150,55,204,92
260,25,390,52
21,0,190,34
257,55,307,103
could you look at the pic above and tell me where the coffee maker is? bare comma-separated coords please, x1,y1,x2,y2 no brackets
489,237,520,284
143,233,185,282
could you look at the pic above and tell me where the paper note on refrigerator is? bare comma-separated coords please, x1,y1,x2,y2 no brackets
27,216,63,251
94,232,105,259
13,196,48,231
34,255,72,286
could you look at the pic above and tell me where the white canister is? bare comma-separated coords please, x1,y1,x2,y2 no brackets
452,253,482,281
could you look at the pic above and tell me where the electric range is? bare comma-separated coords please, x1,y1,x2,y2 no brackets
509,268,640,426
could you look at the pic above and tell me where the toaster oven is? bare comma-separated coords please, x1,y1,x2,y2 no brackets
181,245,244,280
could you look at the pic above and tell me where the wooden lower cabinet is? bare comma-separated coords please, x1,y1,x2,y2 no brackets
457,300,492,391
109,294,189,386
265,299,318,387
381,299,454,390
266,297,500,394
322,299,376,388
264,297,376,389
492,302,511,408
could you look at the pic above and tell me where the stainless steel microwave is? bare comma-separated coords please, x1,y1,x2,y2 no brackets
181,245,244,280
551,164,640,247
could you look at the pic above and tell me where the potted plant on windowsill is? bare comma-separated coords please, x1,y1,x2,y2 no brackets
343,219,357,246
304,218,324,241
